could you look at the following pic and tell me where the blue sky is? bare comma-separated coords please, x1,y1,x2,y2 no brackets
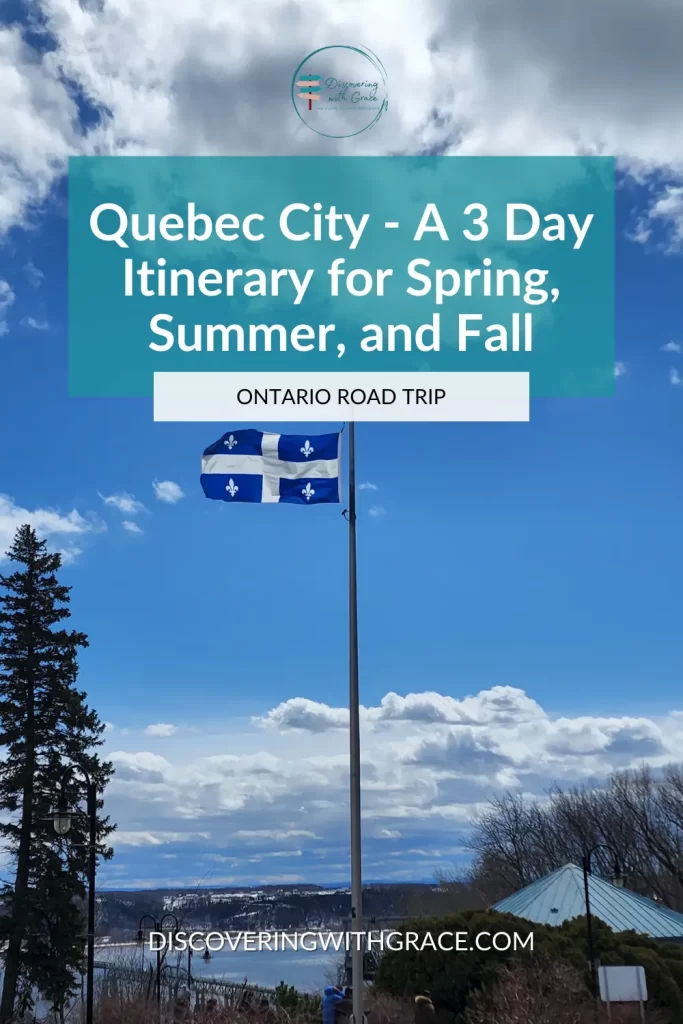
2,176,683,889
3,0,683,890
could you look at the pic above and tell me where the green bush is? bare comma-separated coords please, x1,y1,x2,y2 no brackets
274,981,321,1020
373,909,683,1020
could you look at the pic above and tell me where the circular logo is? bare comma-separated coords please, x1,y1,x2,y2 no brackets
291,45,388,139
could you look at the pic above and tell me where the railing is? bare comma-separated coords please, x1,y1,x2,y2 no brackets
94,959,278,1002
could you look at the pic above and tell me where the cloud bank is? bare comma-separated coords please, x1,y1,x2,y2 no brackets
99,685,683,886
2,0,683,246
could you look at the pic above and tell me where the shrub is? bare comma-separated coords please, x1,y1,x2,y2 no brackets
273,981,321,1022
462,959,595,1024
373,908,683,1021
365,990,415,1024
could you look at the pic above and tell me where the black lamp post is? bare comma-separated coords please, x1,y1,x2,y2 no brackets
51,764,98,1024
137,912,179,1010
582,844,622,992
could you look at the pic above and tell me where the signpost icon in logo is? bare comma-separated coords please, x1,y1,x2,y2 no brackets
291,46,388,138
296,74,321,111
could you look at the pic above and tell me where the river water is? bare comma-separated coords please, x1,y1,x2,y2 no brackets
101,938,345,993
0,941,343,1019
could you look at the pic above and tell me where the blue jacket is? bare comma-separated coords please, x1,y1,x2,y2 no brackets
323,986,343,1024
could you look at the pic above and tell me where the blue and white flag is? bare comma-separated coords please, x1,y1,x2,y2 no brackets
201,429,342,505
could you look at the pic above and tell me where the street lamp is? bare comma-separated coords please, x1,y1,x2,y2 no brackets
52,793,73,837
582,844,622,993
51,764,98,1024
137,913,179,1011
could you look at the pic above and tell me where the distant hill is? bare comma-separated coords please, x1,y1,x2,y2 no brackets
96,881,486,939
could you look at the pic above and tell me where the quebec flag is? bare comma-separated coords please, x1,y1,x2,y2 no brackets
201,429,342,505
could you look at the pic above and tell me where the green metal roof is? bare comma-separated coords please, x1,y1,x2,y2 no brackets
493,863,683,939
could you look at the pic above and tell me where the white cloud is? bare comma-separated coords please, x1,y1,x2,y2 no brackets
257,697,349,733
614,361,626,378
99,492,147,515
254,686,548,734
99,684,683,884
113,830,210,847
406,728,515,773
368,505,386,518
153,479,185,504
373,686,547,728
359,482,378,491
145,723,178,737
4,0,683,243
670,368,683,387
0,23,83,234
122,520,143,535
24,260,43,287
247,850,303,861
661,341,682,353
234,830,319,841
21,316,49,330
0,280,15,336
635,186,683,252
0,493,97,562
628,219,651,246
57,545,83,565
108,751,173,783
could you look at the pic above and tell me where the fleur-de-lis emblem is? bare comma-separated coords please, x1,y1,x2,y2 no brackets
302,483,315,501
226,479,239,497
224,434,238,450
300,440,314,458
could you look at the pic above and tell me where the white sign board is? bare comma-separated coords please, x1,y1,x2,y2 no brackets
598,966,647,1003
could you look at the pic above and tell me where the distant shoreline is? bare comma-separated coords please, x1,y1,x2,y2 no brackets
96,929,363,949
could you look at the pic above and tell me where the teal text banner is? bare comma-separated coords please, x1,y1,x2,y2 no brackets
68,156,615,397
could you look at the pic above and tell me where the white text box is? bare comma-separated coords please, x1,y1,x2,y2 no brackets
153,372,529,422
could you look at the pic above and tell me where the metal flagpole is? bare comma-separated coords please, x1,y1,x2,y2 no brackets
347,421,364,1024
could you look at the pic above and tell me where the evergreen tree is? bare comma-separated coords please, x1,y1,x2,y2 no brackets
0,525,115,1020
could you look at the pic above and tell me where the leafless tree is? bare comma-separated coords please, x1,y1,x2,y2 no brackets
468,764,683,909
